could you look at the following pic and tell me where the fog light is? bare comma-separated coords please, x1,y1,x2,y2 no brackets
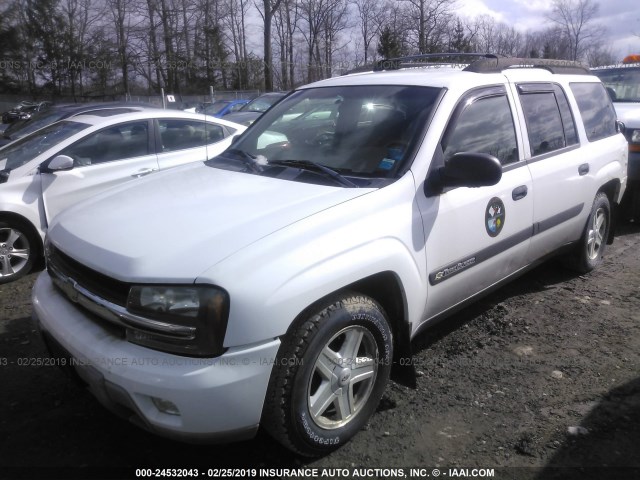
151,397,180,416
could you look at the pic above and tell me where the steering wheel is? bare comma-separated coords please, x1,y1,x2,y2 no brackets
309,131,334,147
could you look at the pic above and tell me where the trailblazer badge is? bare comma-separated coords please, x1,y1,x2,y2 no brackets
485,197,505,237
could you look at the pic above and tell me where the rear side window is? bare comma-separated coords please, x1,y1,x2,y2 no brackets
158,119,226,152
518,83,578,157
570,82,617,142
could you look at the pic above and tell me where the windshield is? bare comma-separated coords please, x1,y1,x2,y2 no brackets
4,109,68,139
208,85,442,187
0,120,89,172
593,67,640,102
240,94,284,113
203,101,232,116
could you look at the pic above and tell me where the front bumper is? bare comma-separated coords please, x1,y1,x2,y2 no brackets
32,272,280,443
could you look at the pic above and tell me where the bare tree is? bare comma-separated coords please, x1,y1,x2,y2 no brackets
106,0,136,96
546,0,605,61
222,0,250,89
256,0,283,91
351,0,384,63
273,0,300,89
402,0,456,54
456,15,521,57
321,0,349,77
298,0,349,81
587,46,616,67
194,0,229,88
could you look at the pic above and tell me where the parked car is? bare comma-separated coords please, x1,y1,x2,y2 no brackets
2,101,52,124
0,110,245,283
0,102,160,147
34,55,627,456
592,54,640,221
201,99,250,118
224,92,287,125
181,102,215,114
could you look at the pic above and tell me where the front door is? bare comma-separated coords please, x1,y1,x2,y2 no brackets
40,120,158,223
417,86,534,320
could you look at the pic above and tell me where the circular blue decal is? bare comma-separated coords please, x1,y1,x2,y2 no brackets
485,197,505,237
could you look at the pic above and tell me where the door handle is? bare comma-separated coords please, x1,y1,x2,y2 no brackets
131,168,157,178
512,185,528,201
578,163,590,176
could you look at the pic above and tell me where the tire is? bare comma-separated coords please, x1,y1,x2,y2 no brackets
262,293,393,456
0,219,38,284
571,192,611,274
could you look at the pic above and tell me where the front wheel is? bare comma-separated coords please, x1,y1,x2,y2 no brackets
571,192,611,273
0,220,38,284
262,294,393,456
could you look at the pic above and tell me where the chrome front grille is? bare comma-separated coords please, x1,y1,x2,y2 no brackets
46,244,130,306
46,243,196,340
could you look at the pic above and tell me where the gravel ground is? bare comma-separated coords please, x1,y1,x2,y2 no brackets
1,223,639,480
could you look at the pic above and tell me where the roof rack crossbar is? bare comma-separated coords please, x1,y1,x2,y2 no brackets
463,57,591,75
373,53,501,72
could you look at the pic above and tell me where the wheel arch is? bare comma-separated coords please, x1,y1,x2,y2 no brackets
280,271,416,389
347,272,416,388
0,211,44,279
0,211,43,253
597,179,621,244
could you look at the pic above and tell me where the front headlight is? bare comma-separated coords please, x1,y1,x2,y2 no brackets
631,129,640,144
125,285,229,357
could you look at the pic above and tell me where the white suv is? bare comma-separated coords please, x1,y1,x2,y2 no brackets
33,55,628,456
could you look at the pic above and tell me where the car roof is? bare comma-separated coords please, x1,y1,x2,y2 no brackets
306,56,595,92
67,109,245,129
48,102,160,113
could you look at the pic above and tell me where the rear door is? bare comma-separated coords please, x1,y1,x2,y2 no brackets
513,82,614,262
40,120,158,222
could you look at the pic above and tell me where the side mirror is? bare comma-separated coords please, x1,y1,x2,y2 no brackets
616,120,626,135
426,152,502,195
42,155,74,173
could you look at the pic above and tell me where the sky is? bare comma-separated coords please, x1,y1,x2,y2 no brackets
454,0,640,59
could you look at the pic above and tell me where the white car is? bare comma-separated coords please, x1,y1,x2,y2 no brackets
34,55,627,456
0,110,245,283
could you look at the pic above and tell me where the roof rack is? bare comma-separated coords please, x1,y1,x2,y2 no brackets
374,53,502,72
343,53,591,76
463,57,591,75
342,53,500,75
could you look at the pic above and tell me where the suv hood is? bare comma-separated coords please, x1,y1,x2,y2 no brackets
613,103,640,124
48,163,372,282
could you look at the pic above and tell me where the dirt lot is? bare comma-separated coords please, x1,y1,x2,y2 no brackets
1,224,639,480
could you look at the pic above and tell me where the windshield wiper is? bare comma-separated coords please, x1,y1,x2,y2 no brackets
220,149,263,173
268,160,358,188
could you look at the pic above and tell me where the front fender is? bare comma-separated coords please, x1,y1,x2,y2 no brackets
197,174,428,348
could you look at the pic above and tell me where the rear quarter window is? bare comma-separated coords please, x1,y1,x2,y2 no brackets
570,82,617,142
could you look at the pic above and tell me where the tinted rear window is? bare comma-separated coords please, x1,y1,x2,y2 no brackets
570,82,617,142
